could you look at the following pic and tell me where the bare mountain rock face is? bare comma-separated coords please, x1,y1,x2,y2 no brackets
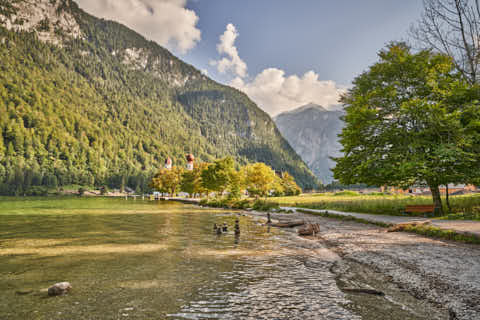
274,103,344,184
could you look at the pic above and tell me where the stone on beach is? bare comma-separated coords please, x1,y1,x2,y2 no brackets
47,282,71,296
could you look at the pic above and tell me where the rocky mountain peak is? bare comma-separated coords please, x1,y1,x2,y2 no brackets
274,103,345,184
0,0,82,45
280,103,327,117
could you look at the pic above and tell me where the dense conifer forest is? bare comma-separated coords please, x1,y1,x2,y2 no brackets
0,0,318,195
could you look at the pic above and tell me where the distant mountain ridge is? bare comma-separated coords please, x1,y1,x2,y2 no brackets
0,0,318,194
280,103,328,115
274,103,344,184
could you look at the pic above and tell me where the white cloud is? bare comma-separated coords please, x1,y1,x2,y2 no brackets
211,23,247,78
211,24,344,115
75,0,201,54
231,68,345,116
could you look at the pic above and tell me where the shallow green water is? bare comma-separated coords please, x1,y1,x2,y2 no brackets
0,197,444,319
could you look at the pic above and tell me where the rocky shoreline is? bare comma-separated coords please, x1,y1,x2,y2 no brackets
245,209,480,320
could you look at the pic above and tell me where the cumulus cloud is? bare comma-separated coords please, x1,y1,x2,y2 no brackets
75,0,201,53
211,24,344,115
231,69,345,116
210,23,247,78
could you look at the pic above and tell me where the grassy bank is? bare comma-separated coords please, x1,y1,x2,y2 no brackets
200,198,281,212
270,193,480,218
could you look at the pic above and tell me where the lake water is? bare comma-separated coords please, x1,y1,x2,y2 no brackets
0,197,443,319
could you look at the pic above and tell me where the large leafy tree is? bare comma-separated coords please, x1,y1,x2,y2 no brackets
280,172,302,196
243,163,278,198
333,43,480,215
200,157,236,196
151,167,184,196
180,162,209,197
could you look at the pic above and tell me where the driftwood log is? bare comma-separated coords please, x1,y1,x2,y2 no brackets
271,220,305,228
342,288,385,296
387,220,431,232
298,223,320,236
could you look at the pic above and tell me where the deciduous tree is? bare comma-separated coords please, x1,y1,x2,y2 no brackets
333,43,480,215
180,162,209,197
280,172,302,196
151,167,183,196
243,163,278,198
200,157,236,196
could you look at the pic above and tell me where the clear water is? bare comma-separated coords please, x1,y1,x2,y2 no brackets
0,198,443,319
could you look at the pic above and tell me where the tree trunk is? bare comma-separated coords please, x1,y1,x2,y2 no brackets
445,184,451,212
430,184,444,216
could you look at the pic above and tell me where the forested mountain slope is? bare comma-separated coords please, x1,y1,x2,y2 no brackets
0,0,318,194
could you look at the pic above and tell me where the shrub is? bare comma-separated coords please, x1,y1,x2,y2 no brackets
25,186,49,196
99,186,108,195
442,207,480,221
252,200,279,211
333,191,360,196
230,199,251,209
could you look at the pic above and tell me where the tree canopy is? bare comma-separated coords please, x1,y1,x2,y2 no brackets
333,43,480,214
243,163,278,198
151,158,302,199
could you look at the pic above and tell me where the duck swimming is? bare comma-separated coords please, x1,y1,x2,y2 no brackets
234,219,240,235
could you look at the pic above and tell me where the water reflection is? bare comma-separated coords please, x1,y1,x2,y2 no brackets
169,231,359,320
0,198,440,320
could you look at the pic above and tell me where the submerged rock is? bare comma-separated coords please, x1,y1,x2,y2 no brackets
15,289,33,295
47,282,71,296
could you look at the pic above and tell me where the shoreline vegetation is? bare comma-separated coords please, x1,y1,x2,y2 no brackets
268,193,480,219
197,195,480,245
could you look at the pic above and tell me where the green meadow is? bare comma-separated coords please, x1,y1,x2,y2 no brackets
269,192,480,219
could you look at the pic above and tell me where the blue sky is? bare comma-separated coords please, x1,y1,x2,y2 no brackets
183,0,423,85
76,0,424,115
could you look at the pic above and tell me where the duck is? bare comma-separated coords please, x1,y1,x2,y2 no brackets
234,219,240,235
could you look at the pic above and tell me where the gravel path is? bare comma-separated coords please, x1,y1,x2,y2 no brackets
250,210,480,320
282,207,480,237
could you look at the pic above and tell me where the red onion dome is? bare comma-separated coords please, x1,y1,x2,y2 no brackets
186,154,195,162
